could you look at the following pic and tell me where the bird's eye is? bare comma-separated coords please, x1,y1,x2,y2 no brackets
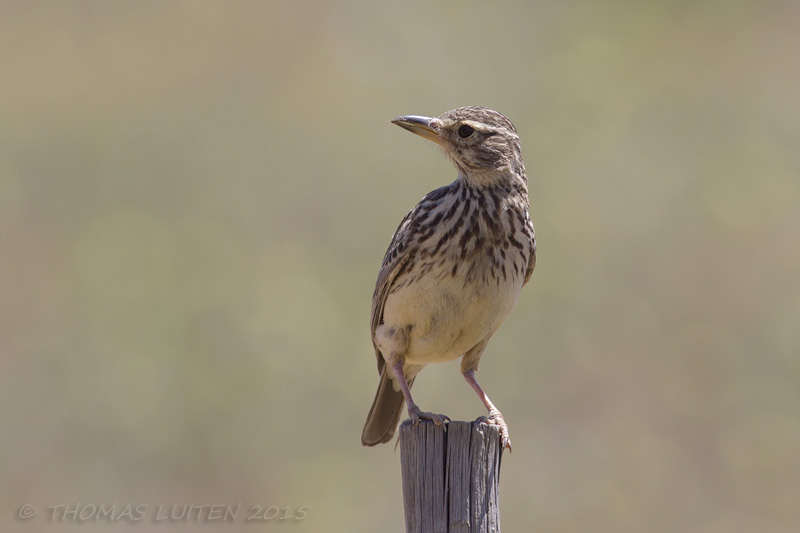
458,125,474,138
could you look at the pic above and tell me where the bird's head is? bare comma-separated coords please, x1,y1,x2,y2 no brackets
391,106,526,188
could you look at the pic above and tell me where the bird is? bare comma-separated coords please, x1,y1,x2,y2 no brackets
361,106,536,450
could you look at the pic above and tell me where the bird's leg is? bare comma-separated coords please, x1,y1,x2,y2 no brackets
390,363,450,426
463,369,511,451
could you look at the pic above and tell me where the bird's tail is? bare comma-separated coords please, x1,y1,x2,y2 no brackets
361,368,412,446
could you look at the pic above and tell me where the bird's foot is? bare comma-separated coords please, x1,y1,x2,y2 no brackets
409,405,450,427
476,410,512,451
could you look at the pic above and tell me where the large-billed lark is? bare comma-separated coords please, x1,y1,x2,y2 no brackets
361,107,536,450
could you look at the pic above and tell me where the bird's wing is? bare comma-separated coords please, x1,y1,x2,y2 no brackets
370,185,450,373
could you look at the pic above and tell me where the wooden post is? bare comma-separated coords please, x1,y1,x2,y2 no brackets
399,420,504,533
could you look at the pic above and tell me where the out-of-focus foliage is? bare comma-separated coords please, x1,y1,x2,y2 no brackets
1,1,798,532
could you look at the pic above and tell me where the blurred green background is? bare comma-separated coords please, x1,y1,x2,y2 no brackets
1,1,798,532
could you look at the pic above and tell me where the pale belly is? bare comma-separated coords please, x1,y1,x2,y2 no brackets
380,263,524,365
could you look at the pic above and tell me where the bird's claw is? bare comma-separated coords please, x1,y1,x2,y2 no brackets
476,410,512,451
409,406,450,427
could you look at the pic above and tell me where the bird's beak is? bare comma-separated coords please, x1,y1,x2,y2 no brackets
391,115,442,145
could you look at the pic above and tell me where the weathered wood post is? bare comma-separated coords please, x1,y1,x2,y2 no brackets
399,420,504,533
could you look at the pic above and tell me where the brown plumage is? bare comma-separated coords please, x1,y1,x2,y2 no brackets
362,107,536,450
